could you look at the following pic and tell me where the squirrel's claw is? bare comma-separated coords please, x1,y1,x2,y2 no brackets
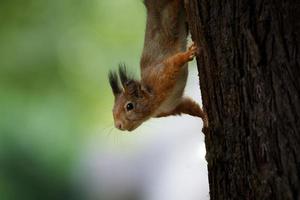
187,42,198,60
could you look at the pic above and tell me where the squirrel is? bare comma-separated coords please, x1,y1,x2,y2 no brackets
108,0,208,131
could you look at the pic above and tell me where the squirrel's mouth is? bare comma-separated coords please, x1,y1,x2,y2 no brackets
127,126,137,132
127,127,135,132
126,122,142,132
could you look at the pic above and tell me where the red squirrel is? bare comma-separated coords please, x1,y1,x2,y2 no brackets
108,0,208,131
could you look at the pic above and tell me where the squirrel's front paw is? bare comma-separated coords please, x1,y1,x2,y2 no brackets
187,43,198,60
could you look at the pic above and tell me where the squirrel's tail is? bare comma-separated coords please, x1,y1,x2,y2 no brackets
142,0,188,61
143,0,171,10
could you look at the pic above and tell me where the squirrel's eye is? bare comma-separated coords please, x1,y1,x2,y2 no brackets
126,102,134,111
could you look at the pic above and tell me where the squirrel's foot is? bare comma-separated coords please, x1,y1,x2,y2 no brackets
187,42,198,60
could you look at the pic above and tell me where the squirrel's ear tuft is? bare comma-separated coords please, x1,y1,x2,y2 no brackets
118,63,134,87
108,70,121,96
118,63,142,98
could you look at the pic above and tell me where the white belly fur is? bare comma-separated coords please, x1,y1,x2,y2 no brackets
155,66,188,115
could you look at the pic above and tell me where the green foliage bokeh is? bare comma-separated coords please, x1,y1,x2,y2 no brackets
0,1,145,199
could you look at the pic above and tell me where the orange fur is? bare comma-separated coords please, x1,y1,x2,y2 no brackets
155,97,209,127
108,0,208,131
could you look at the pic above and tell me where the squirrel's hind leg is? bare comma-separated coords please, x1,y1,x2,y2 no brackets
165,43,197,67
162,43,198,74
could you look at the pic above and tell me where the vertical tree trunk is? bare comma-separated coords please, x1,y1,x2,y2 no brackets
185,0,300,199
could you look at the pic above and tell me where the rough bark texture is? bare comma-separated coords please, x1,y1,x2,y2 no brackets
185,0,300,199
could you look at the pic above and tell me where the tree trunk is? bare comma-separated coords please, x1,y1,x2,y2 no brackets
185,0,300,199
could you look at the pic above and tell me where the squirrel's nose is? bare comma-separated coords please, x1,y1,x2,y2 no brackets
115,121,124,130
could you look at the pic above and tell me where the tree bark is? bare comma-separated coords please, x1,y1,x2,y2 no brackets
185,0,300,199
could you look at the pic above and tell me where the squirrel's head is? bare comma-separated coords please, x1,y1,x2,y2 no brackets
108,64,152,131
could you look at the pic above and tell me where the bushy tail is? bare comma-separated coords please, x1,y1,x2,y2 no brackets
144,0,171,11
142,0,187,65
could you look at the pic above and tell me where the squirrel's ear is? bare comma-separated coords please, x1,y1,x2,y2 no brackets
140,84,152,98
124,80,142,98
125,82,152,99
118,63,142,97
108,70,121,97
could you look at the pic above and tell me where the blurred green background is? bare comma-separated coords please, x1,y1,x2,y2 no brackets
0,0,146,199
